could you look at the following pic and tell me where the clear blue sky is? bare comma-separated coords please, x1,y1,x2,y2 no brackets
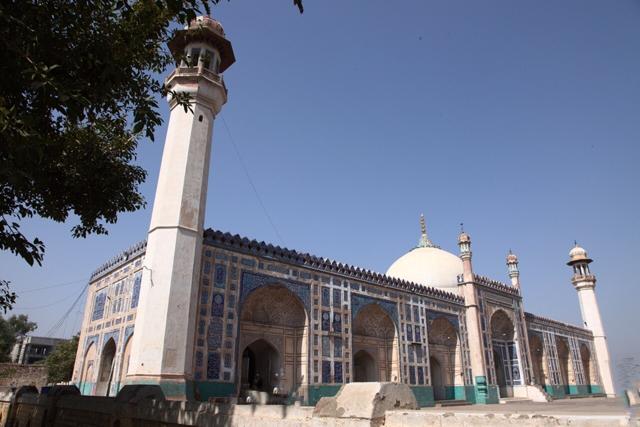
1,0,638,384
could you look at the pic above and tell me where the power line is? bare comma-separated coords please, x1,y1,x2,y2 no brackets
46,282,89,338
220,114,286,246
20,278,87,294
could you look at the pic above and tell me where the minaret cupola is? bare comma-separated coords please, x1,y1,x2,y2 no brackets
506,250,520,288
567,242,594,287
168,16,235,74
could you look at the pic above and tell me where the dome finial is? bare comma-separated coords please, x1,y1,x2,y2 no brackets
417,214,435,248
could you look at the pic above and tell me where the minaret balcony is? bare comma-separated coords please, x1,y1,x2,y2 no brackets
571,274,596,286
166,66,227,94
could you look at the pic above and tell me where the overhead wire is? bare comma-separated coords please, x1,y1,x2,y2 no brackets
45,281,90,338
220,114,286,246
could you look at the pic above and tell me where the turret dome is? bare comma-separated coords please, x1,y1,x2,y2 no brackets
567,242,592,265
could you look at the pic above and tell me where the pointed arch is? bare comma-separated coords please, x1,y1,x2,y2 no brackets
352,303,400,382
96,338,117,396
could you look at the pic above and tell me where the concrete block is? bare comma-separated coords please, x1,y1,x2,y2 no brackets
313,382,418,425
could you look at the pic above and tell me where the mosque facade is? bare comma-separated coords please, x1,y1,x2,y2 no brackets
71,16,615,407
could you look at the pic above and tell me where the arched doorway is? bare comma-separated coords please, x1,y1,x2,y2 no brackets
427,317,460,400
352,304,399,382
238,285,308,401
490,310,518,398
241,339,280,392
119,335,133,389
528,334,546,386
80,343,96,395
353,350,376,382
96,338,116,396
580,344,592,392
556,338,571,394
429,356,445,399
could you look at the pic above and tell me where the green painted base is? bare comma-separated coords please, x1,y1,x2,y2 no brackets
307,385,342,406
410,386,435,407
544,384,603,399
195,381,236,401
77,381,94,395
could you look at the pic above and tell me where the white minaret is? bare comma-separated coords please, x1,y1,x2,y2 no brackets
567,243,615,397
506,250,520,289
126,16,235,399
457,228,490,401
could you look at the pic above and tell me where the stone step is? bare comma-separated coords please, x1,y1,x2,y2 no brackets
434,399,469,407
499,397,533,404
567,393,606,399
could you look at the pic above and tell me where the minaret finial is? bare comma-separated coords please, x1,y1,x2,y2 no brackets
417,214,435,248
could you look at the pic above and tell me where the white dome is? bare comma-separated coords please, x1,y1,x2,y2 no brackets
386,246,463,290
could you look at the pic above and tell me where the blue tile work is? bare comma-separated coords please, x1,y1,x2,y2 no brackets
332,312,342,332
102,330,119,348
212,293,224,317
92,292,107,320
201,289,209,305
334,337,342,357
207,318,223,350
406,324,413,342
425,310,459,328
333,289,341,307
214,264,226,288
322,336,330,357
334,362,343,383
239,272,310,313
415,327,421,342
196,351,204,367
321,288,330,307
322,361,331,383
418,367,425,385
85,334,99,351
124,325,134,343
351,293,398,327
321,311,330,331
130,272,142,309
207,352,220,380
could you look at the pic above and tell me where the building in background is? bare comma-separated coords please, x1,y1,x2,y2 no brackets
11,336,67,365
70,16,616,406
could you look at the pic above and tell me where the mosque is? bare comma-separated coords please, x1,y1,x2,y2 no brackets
71,16,615,407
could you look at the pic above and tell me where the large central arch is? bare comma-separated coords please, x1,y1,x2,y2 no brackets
237,285,308,401
352,303,399,382
427,317,462,400
490,310,519,398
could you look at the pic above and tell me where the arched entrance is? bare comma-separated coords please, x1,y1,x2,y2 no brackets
353,350,377,382
427,317,460,400
429,356,445,399
580,344,592,392
119,335,133,388
490,310,519,398
95,338,116,396
80,343,96,395
529,334,546,386
241,339,280,392
352,304,399,382
556,338,571,393
238,285,308,401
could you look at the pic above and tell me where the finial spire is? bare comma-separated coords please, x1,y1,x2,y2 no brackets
417,214,435,248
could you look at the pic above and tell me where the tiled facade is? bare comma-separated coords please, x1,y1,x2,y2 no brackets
72,230,605,406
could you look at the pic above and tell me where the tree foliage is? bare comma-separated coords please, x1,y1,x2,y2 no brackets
0,0,302,312
0,314,37,362
46,333,78,383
